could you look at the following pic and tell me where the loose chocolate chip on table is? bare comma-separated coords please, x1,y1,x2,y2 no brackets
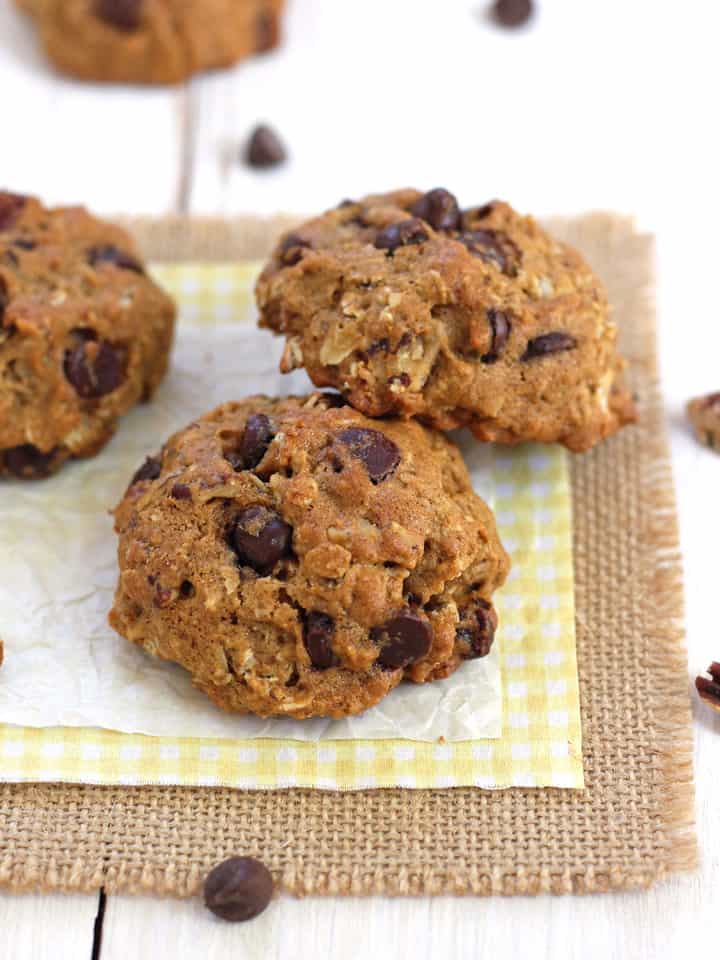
3,444,58,479
87,245,144,274
204,856,274,923
245,124,287,169
373,610,432,669
232,506,292,573
170,483,192,500
696,662,720,713
374,218,429,254
410,188,461,232
481,309,511,364
94,0,143,30
131,455,162,484
456,599,498,659
492,0,533,28
277,232,311,267
239,413,274,469
64,340,125,398
337,427,400,483
522,331,577,360
304,611,338,669
458,229,516,273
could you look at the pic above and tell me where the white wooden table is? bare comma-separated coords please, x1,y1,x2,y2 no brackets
2,0,719,956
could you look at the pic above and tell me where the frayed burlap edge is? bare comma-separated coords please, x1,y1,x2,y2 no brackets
0,213,697,897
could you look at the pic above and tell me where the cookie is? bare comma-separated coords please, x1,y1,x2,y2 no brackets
16,0,284,85
256,188,636,452
687,392,720,451
0,191,175,479
109,393,510,719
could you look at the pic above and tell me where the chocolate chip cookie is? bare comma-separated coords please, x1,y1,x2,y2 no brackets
0,191,175,479
16,0,284,85
256,189,636,452
687,392,720,451
109,393,510,719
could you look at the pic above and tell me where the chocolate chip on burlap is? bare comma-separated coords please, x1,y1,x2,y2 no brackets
204,857,274,922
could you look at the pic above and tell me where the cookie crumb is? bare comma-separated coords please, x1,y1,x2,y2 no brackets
696,662,720,714
687,392,720,451
245,124,287,169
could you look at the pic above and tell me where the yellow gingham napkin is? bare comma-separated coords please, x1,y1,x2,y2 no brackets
0,265,582,791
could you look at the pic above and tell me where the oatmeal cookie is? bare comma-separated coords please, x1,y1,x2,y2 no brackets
0,191,175,479
256,188,636,452
687,392,720,451
109,393,510,719
16,0,284,85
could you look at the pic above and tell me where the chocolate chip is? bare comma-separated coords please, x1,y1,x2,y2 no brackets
481,309,511,364
64,339,125,398
3,444,58,479
239,413,273,469
255,9,279,52
372,611,432,669
522,331,577,360
702,392,720,410
374,219,429,254
277,232,311,267
180,580,195,597
204,856,274,923
0,279,7,326
458,229,517,274
13,238,35,250
456,599,498,659
493,0,533,28
232,506,292,573
87,245,144,274
337,428,400,483
304,612,338,669
245,125,287,169
337,198,355,208
131,455,161,484
0,193,27,231
696,662,720,712
410,188,461,232
94,0,143,30
170,483,192,500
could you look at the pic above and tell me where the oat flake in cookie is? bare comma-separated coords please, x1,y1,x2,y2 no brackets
109,393,509,720
0,191,175,479
256,188,637,452
15,0,285,85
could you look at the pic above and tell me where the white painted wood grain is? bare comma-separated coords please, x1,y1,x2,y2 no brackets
0,892,99,959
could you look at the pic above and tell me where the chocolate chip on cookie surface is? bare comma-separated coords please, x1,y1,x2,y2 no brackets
16,0,285,85
256,189,636,452
0,191,175,479
109,393,509,719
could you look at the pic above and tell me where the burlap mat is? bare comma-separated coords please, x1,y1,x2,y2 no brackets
0,214,697,897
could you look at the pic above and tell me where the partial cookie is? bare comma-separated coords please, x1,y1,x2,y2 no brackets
256,188,636,452
109,393,510,719
687,392,720,451
0,191,175,479
16,0,284,85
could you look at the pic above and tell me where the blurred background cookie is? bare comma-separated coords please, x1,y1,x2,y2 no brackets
0,190,175,479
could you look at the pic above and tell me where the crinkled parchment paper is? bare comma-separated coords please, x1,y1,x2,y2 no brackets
0,316,503,742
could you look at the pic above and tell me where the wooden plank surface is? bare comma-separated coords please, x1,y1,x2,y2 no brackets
1,0,719,956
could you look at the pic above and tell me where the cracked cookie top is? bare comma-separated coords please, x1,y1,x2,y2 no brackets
109,393,509,719
256,188,636,452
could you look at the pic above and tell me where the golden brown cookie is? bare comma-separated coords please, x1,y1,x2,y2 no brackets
687,392,720,451
16,0,284,85
109,393,510,719
0,191,175,479
256,189,636,452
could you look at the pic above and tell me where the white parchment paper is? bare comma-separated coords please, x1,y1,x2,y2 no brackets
0,324,502,742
